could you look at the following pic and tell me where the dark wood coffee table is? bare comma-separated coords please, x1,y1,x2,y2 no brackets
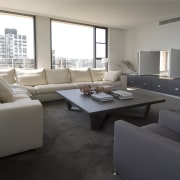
57,89,165,130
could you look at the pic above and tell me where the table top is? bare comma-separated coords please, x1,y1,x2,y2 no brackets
57,89,165,114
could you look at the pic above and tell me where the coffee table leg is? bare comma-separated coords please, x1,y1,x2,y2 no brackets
90,112,108,130
66,101,81,111
143,104,151,118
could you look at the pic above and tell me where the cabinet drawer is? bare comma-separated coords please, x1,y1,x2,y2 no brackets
151,78,168,93
127,75,139,87
167,80,180,96
138,76,152,90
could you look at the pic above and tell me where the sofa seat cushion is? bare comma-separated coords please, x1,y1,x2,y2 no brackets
35,83,76,94
89,68,106,82
13,94,31,101
45,68,71,84
71,82,94,88
0,77,14,103
23,86,37,95
0,69,15,84
15,69,47,86
69,69,92,82
93,80,122,87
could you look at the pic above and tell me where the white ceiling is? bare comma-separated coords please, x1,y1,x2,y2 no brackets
1,0,180,29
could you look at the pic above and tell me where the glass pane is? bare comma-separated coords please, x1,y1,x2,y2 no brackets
96,59,105,68
51,21,93,69
96,28,106,43
0,13,35,69
96,44,106,58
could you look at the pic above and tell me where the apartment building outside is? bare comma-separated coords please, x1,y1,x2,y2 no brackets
0,28,34,69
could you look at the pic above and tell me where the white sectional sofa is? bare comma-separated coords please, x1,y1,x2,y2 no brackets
0,77,43,158
0,67,127,157
2,68,127,102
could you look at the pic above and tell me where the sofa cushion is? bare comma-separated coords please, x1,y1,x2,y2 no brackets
69,69,92,82
103,71,122,82
45,68,71,84
15,69,47,86
0,77,14,103
89,68,106,82
0,69,15,84
35,83,76,94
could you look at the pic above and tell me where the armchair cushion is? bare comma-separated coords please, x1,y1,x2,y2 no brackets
159,110,180,135
175,107,180,113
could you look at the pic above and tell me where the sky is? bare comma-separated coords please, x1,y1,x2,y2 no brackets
51,21,94,59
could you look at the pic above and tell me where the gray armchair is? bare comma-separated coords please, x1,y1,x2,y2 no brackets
113,109,180,180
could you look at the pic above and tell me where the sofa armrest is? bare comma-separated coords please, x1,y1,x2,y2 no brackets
114,120,180,180
120,74,127,90
159,110,180,135
0,100,43,157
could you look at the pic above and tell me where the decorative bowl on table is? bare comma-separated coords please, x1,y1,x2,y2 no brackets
80,85,93,95
95,85,112,93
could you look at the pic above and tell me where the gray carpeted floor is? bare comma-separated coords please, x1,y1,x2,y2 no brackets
0,90,180,180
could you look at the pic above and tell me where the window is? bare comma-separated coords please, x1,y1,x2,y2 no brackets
95,27,108,68
0,12,35,69
160,51,169,73
51,20,108,69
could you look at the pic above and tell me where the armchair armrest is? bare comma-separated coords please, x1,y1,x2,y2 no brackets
175,107,180,113
114,120,180,180
159,110,180,135
0,100,43,157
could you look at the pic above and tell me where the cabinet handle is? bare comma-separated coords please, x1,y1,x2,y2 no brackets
157,85,161,88
175,88,179,91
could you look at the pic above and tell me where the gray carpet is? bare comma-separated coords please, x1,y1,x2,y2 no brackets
0,90,180,180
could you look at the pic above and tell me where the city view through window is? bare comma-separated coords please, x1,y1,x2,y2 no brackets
51,21,107,69
0,12,35,69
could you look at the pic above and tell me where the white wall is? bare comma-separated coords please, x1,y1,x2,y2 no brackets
36,16,51,69
108,28,126,70
125,21,180,70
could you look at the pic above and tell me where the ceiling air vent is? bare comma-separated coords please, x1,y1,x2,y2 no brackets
159,17,180,25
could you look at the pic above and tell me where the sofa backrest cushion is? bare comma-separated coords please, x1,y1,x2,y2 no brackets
103,71,122,82
45,68,71,84
0,77,14,103
15,69,47,86
0,69,15,84
89,68,106,82
69,69,92,82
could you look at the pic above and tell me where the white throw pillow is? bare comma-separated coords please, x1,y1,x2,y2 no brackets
0,69,15,84
103,71,122,82
0,77,14,103
45,68,71,84
69,69,92,82
89,68,107,82
15,69,47,86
